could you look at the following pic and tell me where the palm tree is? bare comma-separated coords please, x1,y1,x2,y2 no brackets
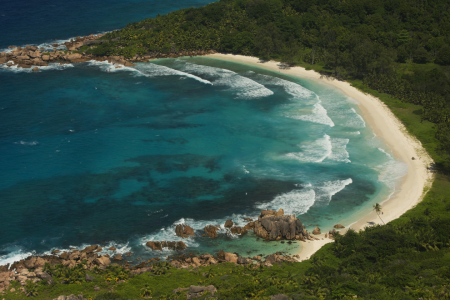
373,203,385,224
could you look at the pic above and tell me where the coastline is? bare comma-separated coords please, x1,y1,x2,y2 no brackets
204,53,434,260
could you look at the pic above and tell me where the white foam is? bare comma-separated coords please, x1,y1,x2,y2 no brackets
179,62,273,99
286,134,332,163
314,178,353,206
134,63,212,85
1,62,74,73
257,188,316,215
15,141,39,146
349,108,366,128
328,138,351,163
289,103,335,127
0,248,35,268
378,147,392,158
252,73,314,99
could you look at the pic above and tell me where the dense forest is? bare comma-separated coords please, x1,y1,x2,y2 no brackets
9,0,450,299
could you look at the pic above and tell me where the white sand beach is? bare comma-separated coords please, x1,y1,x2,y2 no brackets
206,53,434,260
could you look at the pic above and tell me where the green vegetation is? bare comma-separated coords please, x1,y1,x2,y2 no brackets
6,0,450,298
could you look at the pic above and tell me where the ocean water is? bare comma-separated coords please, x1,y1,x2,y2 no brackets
0,1,407,265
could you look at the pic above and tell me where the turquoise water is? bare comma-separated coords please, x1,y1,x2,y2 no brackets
0,54,407,264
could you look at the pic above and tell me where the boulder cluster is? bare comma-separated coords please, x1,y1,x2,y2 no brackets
0,32,218,72
0,245,116,293
0,34,104,70
145,241,187,251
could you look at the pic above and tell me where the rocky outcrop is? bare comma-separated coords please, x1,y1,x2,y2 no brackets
175,224,195,238
253,209,305,241
224,219,233,228
312,227,321,235
230,226,248,235
204,225,219,238
334,224,345,229
187,285,217,299
146,241,187,251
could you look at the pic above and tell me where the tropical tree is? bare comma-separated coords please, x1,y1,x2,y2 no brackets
373,203,385,224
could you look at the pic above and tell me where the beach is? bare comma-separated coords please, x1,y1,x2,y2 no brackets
206,53,434,260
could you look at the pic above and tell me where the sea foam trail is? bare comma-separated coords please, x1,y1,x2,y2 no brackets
87,60,213,85
251,73,314,100
328,138,351,163
257,188,316,215
286,134,332,163
179,62,274,99
288,102,335,127
314,178,353,206
0,62,74,73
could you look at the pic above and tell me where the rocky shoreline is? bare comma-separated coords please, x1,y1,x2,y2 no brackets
0,209,343,296
0,33,217,71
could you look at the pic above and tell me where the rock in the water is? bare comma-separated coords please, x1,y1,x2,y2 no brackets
113,255,122,261
253,210,304,241
146,241,187,251
334,224,345,229
108,246,117,251
146,241,162,251
312,227,321,235
204,225,219,238
82,245,98,254
175,224,195,238
230,226,247,235
32,66,39,72
224,219,233,228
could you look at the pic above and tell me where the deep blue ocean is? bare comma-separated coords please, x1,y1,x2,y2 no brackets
0,0,407,265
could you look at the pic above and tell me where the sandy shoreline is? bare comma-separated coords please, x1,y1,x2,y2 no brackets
205,53,434,260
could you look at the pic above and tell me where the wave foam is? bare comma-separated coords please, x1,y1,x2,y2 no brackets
286,134,332,163
314,178,353,206
328,138,351,163
289,103,335,127
257,188,316,215
1,62,74,73
179,62,273,99
15,141,39,146
253,74,314,99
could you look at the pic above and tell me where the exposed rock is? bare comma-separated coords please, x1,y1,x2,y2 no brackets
334,224,345,229
237,257,252,264
113,255,122,261
51,250,60,255
94,256,111,267
108,247,117,251
224,219,233,228
230,226,248,235
312,227,321,235
146,241,187,251
146,241,162,251
42,55,50,61
254,210,304,241
0,57,7,64
82,245,98,254
223,252,238,264
244,217,253,222
175,224,195,238
85,274,94,282
66,53,82,61
253,255,262,261
204,225,219,238
187,285,217,299
265,254,282,264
